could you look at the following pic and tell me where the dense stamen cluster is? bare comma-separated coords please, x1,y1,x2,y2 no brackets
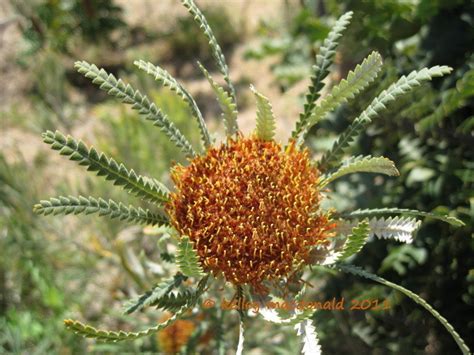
167,136,332,288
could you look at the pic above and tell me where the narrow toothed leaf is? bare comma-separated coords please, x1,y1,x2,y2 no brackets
197,62,238,136
176,235,205,277
367,217,421,243
291,11,353,139
41,131,169,204
124,273,188,314
327,219,370,263
299,51,383,142
64,304,189,342
34,195,169,226
134,60,211,148
335,264,471,355
320,155,399,186
295,319,322,355
337,217,421,244
65,276,208,342
342,208,465,227
250,85,276,141
74,61,196,158
181,0,237,106
319,66,452,170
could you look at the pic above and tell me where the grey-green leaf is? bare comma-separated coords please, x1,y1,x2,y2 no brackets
320,155,399,186
342,208,465,227
319,66,452,170
42,130,169,205
181,0,236,104
291,11,353,140
250,85,276,141
176,235,205,277
134,60,211,148
75,61,196,158
300,51,383,141
335,264,471,355
198,62,238,137
34,195,168,226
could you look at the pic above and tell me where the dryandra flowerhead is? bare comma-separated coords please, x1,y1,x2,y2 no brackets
167,135,333,289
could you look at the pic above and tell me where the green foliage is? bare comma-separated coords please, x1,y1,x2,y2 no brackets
17,0,470,352
335,264,470,355
321,155,399,186
164,4,240,71
336,220,370,261
291,11,353,139
95,90,202,183
379,244,427,275
197,62,238,137
337,216,422,244
0,153,88,352
176,236,205,278
250,85,276,141
74,61,197,158
134,60,211,148
318,65,452,170
11,0,125,57
299,51,383,141
418,67,474,132
41,130,169,205
343,208,464,227
124,273,188,314
33,195,168,226
64,275,208,342
181,0,237,103
64,307,187,342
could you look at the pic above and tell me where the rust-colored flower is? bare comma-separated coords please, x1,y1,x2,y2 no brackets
167,135,333,289
157,314,195,353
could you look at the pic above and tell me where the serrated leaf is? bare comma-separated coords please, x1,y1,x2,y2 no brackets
295,319,322,355
34,195,168,226
124,274,187,314
319,220,370,265
319,66,452,170
181,0,237,104
320,155,399,186
299,51,383,142
176,235,205,277
64,305,188,342
134,60,211,148
337,217,421,244
74,61,196,158
197,62,238,136
41,131,169,205
335,264,471,355
291,11,353,139
250,85,276,141
342,208,465,227
64,275,209,342
336,220,370,261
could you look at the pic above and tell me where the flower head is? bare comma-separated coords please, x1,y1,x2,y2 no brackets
167,135,333,289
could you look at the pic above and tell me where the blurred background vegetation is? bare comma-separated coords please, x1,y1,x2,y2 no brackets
0,0,472,353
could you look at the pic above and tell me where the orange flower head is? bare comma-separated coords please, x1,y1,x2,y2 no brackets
167,135,332,289
157,314,195,353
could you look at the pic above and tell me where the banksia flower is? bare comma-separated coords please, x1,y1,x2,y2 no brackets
35,1,468,354
157,314,195,353
167,135,333,289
